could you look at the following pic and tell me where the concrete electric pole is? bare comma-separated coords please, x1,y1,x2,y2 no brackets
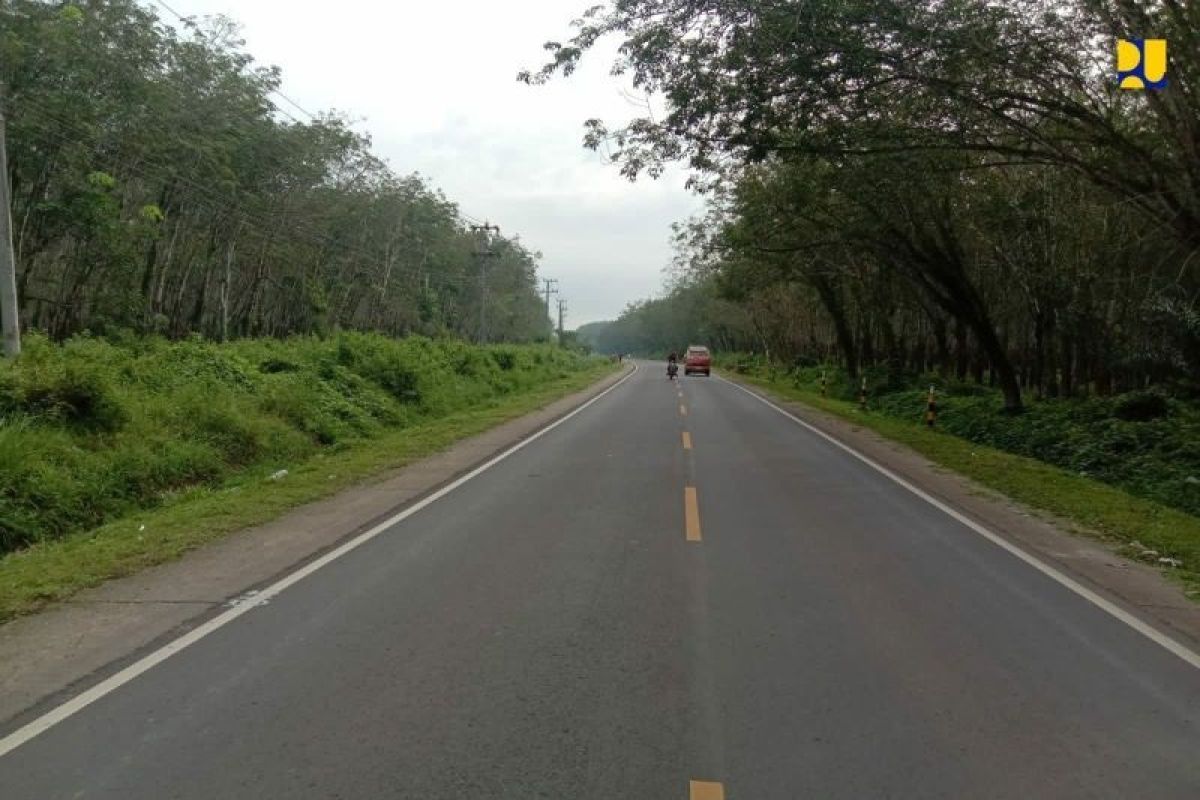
0,82,21,358
557,297,567,346
470,222,500,344
541,278,558,341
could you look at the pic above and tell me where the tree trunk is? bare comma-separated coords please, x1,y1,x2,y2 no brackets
859,318,875,370
1058,329,1070,396
811,274,858,378
973,321,1022,411
954,320,968,380
932,317,951,376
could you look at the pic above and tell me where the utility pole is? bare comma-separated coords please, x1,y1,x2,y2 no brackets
470,222,500,344
541,277,558,341
0,81,20,358
557,297,567,346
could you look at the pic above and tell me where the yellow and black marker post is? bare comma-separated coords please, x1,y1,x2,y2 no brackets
925,384,938,428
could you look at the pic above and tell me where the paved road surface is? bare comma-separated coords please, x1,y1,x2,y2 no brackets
2,363,1198,798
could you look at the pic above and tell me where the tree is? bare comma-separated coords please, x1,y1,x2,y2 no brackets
0,0,551,343
524,0,1200,405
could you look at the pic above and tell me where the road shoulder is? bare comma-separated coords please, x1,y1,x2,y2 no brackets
0,364,633,730
719,372,1200,654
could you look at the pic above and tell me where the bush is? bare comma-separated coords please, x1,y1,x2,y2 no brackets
1114,391,1170,422
7,336,129,432
20,364,128,432
169,389,275,465
493,348,518,371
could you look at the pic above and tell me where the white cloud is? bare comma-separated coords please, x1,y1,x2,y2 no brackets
163,0,702,325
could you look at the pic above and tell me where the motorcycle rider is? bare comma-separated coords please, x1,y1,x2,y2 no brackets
667,351,679,378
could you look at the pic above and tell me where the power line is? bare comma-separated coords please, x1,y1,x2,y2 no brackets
149,0,308,125
271,90,317,122
16,65,297,165
150,0,190,24
17,107,488,298
149,1,498,234
265,100,303,125
140,3,499,235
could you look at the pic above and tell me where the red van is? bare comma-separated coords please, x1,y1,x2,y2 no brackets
684,345,711,376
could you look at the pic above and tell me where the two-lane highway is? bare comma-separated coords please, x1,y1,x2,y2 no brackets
2,362,1198,798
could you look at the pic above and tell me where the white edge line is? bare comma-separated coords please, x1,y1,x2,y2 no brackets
717,374,1200,672
0,363,639,758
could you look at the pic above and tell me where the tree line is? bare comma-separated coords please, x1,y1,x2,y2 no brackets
532,0,1199,411
1,0,551,344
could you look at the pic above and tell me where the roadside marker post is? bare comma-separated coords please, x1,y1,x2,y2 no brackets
820,370,827,397
859,376,867,410
926,385,938,427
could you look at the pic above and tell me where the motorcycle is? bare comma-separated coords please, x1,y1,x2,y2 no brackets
667,361,679,380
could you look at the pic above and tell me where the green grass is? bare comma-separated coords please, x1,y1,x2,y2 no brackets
723,369,1200,600
0,332,599,553
0,331,616,621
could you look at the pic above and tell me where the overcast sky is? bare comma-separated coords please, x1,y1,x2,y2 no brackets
160,0,702,327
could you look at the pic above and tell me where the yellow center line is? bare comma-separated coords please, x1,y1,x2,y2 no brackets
690,780,725,800
685,487,702,542
682,431,692,450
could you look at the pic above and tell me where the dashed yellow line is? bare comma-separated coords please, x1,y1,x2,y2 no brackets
682,431,692,450
690,780,725,800
685,487,702,542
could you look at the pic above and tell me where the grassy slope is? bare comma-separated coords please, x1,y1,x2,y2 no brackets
0,339,615,621
725,371,1200,599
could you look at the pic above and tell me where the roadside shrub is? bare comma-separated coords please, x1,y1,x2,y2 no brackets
0,420,94,548
1114,391,1170,422
0,365,18,417
334,332,425,404
99,438,226,506
20,364,127,432
168,389,274,465
260,373,378,445
0,500,37,553
0,422,49,550
259,358,299,374
125,337,257,394
492,348,517,371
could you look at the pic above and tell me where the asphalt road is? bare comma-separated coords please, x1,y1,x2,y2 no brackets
2,362,1199,798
